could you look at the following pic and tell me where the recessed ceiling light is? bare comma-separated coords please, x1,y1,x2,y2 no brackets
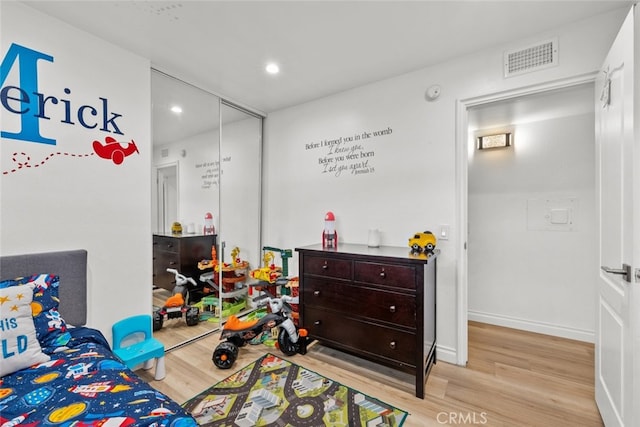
170,105,183,114
265,63,280,74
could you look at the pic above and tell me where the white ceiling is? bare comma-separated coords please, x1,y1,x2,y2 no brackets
18,1,634,146
22,1,634,115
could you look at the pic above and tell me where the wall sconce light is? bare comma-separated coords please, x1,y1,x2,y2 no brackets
477,132,512,150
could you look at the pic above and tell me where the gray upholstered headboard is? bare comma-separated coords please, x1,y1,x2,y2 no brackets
0,249,87,326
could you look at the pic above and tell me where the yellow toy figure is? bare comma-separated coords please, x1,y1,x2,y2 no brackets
231,247,241,267
408,231,437,253
250,251,282,283
171,221,182,235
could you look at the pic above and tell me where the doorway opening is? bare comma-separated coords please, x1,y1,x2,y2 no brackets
455,73,599,365
156,163,178,234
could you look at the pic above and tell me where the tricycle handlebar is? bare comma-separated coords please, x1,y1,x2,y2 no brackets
166,268,197,286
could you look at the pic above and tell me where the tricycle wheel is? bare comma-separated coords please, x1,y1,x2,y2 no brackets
212,341,238,369
278,328,299,356
153,311,163,331
186,307,199,326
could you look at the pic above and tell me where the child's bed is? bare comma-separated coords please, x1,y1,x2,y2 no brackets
0,249,197,426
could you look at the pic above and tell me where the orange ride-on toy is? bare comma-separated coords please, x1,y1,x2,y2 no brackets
153,268,200,331
212,295,308,369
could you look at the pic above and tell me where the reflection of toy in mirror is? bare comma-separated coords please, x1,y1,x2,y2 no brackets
171,222,182,235
153,268,200,331
231,247,242,267
322,211,338,248
198,246,218,270
204,212,215,235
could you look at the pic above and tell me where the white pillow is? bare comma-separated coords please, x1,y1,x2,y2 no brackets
0,283,50,377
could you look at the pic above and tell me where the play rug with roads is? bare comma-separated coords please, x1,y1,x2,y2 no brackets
182,353,408,426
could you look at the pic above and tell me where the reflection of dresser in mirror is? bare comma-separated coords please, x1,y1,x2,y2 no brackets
152,233,217,299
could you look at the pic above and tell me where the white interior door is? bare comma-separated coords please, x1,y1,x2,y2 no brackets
595,6,639,427
156,164,178,234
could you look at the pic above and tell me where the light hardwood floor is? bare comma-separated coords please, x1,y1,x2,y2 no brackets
137,321,603,426
152,288,253,349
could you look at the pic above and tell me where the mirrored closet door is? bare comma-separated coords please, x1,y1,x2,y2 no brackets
219,101,263,269
150,70,264,350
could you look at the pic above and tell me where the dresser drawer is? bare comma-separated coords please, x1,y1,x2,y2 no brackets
303,256,352,280
154,250,179,270
153,251,179,290
303,277,416,327
304,306,416,366
153,235,179,253
354,261,416,290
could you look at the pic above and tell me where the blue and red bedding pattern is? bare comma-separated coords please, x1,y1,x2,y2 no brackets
0,327,197,426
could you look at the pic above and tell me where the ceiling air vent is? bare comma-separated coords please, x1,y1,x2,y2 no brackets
161,148,169,158
504,38,558,78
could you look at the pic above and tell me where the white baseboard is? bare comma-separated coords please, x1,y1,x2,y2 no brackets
468,310,594,343
436,344,458,365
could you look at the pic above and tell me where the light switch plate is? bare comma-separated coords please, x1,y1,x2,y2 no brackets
440,225,450,240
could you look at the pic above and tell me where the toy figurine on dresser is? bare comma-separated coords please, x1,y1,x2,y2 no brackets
408,230,437,254
322,211,338,248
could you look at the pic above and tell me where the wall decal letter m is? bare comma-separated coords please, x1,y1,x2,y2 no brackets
1,43,55,145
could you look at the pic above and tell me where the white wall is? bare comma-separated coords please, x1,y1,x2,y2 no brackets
263,7,629,363
219,115,262,269
152,116,262,269
153,130,221,234
0,3,151,341
468,84,597,341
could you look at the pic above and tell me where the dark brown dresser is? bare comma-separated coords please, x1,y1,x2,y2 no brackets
295,243,437,398
152,233,216,293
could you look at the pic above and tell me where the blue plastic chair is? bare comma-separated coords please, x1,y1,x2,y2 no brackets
112,314,166,380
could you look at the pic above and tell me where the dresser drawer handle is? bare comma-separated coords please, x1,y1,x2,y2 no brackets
322,262,328,270
389,305,396,313
313,290,321,296
389,341,397,350
379,270,386,278
314,320,322,326
166,244,173,249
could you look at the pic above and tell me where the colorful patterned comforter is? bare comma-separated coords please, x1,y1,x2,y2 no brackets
0,327,197,426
